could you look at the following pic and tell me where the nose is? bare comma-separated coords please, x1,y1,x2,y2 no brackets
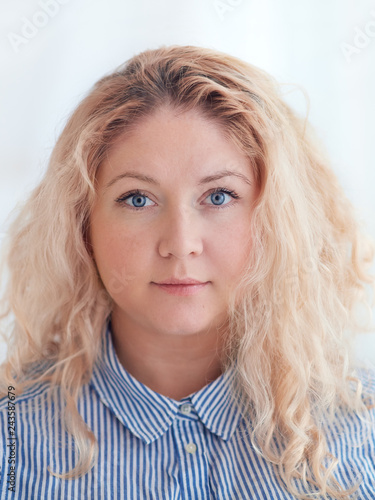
158,207,204,259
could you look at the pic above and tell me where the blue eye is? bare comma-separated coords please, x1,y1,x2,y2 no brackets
129,194,147,207
116,190,154,209
210,192,227,205
206,188,239,206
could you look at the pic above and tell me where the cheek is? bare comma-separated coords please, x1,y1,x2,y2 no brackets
215,220,252,272
91,223,149,296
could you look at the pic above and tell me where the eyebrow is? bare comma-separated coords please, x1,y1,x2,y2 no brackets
198,170,252,186
105,172,158,189
105,169,252,189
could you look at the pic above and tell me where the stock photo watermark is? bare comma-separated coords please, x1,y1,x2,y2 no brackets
6,387,17,493
7,0,71,54
341,10,375,63
212,0,246,21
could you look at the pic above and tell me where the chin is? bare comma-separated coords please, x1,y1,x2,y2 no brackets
149,315,213,337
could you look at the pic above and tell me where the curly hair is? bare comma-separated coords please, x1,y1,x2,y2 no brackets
1,45,374,499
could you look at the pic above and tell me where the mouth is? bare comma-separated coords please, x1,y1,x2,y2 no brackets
155,277,206,285
151,278,210,296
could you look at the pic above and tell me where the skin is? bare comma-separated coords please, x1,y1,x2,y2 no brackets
90,106,259,400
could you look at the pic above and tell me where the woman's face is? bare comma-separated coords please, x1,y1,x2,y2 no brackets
90,106,259,339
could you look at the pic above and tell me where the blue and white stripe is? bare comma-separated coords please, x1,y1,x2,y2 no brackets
1,323,374,499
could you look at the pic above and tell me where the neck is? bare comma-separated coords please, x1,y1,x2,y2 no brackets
110,315,226,400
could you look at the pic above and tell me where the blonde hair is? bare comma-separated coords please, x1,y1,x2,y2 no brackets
1,45,374,498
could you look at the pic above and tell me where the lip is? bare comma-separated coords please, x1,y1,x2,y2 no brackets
151,278,209,296
155,277,205,285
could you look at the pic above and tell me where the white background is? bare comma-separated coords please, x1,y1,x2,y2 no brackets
0,0,374,364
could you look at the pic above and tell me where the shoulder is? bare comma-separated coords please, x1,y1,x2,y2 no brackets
357,364,375,389
0,362,56,412
321,365,375,447
324,366,375,449
0,361,68,440
1,382,52,409
354,364,375,409
0,380,56,433
319,366,375,494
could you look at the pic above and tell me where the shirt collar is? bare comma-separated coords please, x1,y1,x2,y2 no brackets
90,321,242,444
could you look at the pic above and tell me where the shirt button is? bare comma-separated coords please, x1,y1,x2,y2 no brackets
185,443,197,454
180,404,192,415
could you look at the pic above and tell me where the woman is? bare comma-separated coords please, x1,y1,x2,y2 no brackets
0,45,374,499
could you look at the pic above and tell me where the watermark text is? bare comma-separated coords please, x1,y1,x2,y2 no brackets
7,0,71,54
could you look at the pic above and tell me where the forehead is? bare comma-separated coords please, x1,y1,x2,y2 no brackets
98,106,253,184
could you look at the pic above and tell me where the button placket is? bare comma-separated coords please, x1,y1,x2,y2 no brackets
171,416,210,498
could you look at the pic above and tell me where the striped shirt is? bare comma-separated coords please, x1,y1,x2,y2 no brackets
1,323,375,499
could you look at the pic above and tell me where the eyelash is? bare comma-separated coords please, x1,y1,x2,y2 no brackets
115,187,240,210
